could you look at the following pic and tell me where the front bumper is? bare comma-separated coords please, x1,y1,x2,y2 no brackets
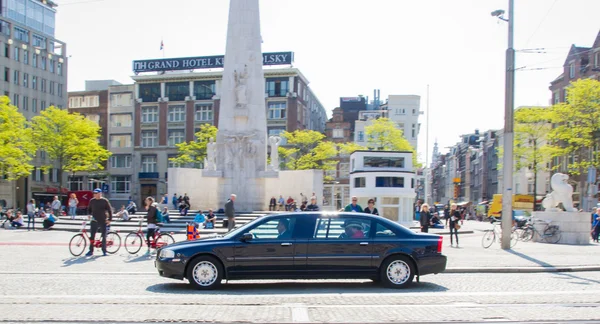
417,254,447,276
155,258,186,280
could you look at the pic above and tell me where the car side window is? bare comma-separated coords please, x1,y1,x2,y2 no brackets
375,222,399,239
313,217,371,239
249,217,296,240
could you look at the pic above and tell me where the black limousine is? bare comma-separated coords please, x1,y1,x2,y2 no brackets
155,212,447,289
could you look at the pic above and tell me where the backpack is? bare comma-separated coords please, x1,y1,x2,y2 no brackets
155,208,164,222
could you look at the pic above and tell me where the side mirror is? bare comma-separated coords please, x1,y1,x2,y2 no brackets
240,233,253,242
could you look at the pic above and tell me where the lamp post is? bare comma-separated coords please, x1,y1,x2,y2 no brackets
492,0,515,249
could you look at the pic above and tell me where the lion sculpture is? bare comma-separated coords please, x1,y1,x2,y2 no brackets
541,173,576,212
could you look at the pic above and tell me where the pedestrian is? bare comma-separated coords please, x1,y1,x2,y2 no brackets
286,196,294,211
172,193,178,210
277,195,285,211
26,199,36,231
449,203,461,247
269,196,277,211
144,196,159,255
68,193,78,219
363,198,379,215
305,196,320,211
420,204,432,233
41,210,57,230
162,194,168,205
162,206,170,223
344,196,363,213
86,188,113,256
224,194,236,232
591,213,600,242
51,196,61,217
183,193,190,206
11,211,24,228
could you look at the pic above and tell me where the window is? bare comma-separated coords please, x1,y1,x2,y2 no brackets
596,52,600,68
141,155,157,172
375,177,404,188
168,155,181,168
194,104,213,121
193,81,215,100
249,217,296,240
68,176,84,191
110,134,132,148
141,106,158,123
412,123,416,138
141,130,158,148
110,93,132,107
23,50,28,64
32,76,37,89
41,78,46,92
13,94,19,108
33,35,46,49
32,53,37,67
168,105,186,122
13,70,19,85
23,73,28,88
110,155,132,168
57,62,63,76
22,96,28,111
111,176,131,194
57,84,63,97
357,131,364,142
569,63,575,78
32,98,37,112
395,108,406,115
49,81,55,95
4,67,8,82
33,168,44,182
553,92,559,104
139,83,161,102
49,168,58,182
86,114,100,124
49,59,54,73
265,78,289,97
13,46,19,62
564,89,568,103
165,82,189,101
268,101,286,119
314,217,370,239
364,156,405,168
14,27,28,42
87,179,106,191
332,128,344,138
41,100,46,111
168,129,185,147
354,177,366,188
374,222,400,239
412,108,417,115
41,56,46,70
4,43,8,58
339,162,350,179
110,114,132,127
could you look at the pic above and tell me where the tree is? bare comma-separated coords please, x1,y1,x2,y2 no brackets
548,78,600,205
337,142,366,156
364,117,419,166
279,130,338,176
30,107,111,196
170,124,218,167
0,96,36,180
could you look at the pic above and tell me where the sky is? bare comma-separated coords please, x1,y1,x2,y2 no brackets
55,0,600,165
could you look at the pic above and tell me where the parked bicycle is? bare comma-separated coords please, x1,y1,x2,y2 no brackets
482,218,518,248
518,217,561,243
124,219,175,254
69,221,122,256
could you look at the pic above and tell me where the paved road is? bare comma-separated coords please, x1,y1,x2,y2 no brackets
1,272,600,323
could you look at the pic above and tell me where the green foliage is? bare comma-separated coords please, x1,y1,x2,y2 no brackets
548,79,600,175
30,107,111,191
279,130,338,173
338,142,366,156
364,118,419,167
0,96,36,180
170,124,218,167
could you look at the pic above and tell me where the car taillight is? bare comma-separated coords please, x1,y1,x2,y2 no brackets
437,237,443,253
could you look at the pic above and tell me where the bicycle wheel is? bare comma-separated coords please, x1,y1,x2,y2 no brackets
125,233,143,254
543,225,561,244
69,233,87,257
521,227,534,242
155,233,175,249
482,230,495,248
106,231,121,254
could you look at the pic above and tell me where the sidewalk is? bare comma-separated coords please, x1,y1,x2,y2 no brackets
0,220,598,275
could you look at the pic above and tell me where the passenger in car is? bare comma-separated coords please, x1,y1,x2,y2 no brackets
340,220,365,239
277,219,292,239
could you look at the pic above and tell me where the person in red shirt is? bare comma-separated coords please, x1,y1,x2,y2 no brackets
286,196,294,211
342,220,365,239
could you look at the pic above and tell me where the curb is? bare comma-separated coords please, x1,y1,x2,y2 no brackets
444,266,600,274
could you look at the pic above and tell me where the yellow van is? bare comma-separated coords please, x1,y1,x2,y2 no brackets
488,194,534,218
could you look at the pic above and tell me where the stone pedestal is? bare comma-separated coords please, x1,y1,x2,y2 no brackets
531,211,591,245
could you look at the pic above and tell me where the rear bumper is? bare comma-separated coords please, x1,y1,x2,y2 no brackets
417,254,447,276
155,259,185,280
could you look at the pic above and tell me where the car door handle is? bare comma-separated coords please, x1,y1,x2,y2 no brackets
281,243,293,246
360,242,369,246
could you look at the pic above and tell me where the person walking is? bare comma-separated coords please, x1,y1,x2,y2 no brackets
51,196,61,217
449,203,461,247
344,196,363,213
224,194,236,232
68,193,78,219
86,188,113,256
420,204,432,233
144,197,159,255
363,199,379,215
172,193,178,210
305,196,320,211
26,199,36,231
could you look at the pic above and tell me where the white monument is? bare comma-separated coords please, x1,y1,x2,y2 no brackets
204,138,217,171
268,136,281,171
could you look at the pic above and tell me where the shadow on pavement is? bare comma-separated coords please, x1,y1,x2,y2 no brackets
123,254,155,263
552,272,600,285
146,280,448,295
505,249,555,268
61,256,98,267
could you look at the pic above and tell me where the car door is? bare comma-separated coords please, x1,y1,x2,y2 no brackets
231,215,298,277
306,215,374,275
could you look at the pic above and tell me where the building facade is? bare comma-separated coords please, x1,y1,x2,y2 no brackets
384,95,421,152
0,0,68,209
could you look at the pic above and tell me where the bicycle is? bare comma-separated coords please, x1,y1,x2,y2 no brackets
124,219,175,254
482,218,518,248
519,217,561,244
69,221,122,256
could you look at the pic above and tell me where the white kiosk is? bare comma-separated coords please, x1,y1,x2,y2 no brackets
349,151,416,226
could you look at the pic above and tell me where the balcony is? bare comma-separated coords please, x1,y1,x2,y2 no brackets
266,89,288,97
138,172,159,179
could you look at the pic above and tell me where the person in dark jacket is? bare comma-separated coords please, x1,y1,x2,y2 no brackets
305,197,320,211
363,199,379,215
449,203,461,247
420,204,432,233
224,194,236,232
86,188,113,256
145,196,159,255
269,196,277,211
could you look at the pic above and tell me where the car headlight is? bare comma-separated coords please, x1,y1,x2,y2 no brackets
159,249,175,259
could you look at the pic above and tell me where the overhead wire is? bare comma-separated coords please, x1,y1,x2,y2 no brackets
523,0,560,48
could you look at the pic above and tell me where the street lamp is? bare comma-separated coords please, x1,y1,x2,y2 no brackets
492,0,515,250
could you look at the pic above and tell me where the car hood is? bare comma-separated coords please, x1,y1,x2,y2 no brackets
162,236,228,250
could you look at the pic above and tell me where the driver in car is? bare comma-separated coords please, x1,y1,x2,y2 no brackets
340,220,365,239
277,219,292,239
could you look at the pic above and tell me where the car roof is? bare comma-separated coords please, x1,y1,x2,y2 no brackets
265,211,382,218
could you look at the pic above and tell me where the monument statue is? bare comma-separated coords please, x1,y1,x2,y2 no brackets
541,173,576,212
234,65,248,108
268,135,281,171
205,137,217,171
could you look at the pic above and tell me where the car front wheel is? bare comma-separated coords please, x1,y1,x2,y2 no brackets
380,255,415,288
186,256,223,290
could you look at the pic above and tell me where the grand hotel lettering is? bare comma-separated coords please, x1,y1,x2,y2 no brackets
133,52,293,74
